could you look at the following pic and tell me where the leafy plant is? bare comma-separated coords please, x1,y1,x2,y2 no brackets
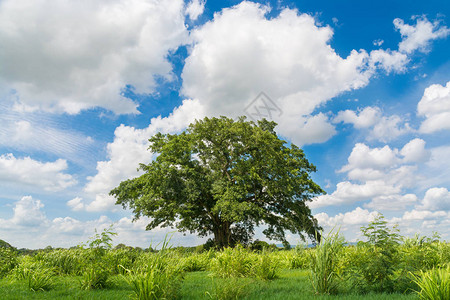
0,247,18,278
411,264,450,300
309,230,345,295
346,214,402,293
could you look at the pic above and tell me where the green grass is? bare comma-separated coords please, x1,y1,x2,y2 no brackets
1,269,419,300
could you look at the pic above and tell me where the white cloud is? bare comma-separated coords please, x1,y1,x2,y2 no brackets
67,197,84,212
0,153,77,192
311,139,429,209
10,196,48,227
403,209,448,221
334,106,381,129
81,99,205,212
334,106,412,142
181,2,379,145
400,138,430,163
0,0,188,114
368,49,409,73
417,81,450,133
394,16,450,54
364,194,417,211
185,0,205,21
311,180,400,209
0,104,94,164
418,187,450,211
0,197,206,248
341,143,400,172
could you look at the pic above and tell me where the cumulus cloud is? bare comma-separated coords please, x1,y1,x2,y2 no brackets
185,0,205,21
418,187,450,211
0,0,188,114
417,81,450,133
400,138,430,163
334,106,412,142
10,196,48,227
394,16,450,54
0,196,206,248
0,153,77,192
78,99,205,212
334,107,381,129
181,2,382,146
311,139,429,209
315,207,379,227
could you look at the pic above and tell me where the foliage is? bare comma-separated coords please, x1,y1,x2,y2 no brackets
110,116,323,248
411,264,450,300
309,230,345,295
0,247,18,278
10,255,55,292
345,214,402,293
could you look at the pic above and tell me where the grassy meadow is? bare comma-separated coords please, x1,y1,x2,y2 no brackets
1,220,449,299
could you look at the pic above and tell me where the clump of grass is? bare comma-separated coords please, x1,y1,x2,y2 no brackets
210,245,255,278
411,264,450,300
122,237,185,299
181,250,213,272
205,277,251,300
10,256,55,292
309,230,345,295
252,249,280,281
80,267,109,290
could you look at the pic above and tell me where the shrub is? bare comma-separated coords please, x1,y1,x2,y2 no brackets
309,230,345,295
0,247,18,278
345,214,401,293
411,264,450,300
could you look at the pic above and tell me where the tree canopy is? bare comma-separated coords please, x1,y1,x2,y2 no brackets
110,116,324,248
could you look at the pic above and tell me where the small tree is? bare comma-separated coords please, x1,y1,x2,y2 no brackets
110,116,323,248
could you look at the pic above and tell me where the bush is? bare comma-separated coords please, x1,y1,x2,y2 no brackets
0,247,18,278
411,264,450,300
345,214,401,293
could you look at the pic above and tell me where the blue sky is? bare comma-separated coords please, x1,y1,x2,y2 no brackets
0,0,449,248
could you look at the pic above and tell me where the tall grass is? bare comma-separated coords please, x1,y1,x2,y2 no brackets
309,231,345,295
121,238,185,300
411,264,450,300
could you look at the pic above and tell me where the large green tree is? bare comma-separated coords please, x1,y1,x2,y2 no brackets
110,116,324,248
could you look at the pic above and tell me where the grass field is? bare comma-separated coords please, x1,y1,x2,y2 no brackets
0,269,418,300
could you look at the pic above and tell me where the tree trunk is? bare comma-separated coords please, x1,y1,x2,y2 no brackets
213,221,231,249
